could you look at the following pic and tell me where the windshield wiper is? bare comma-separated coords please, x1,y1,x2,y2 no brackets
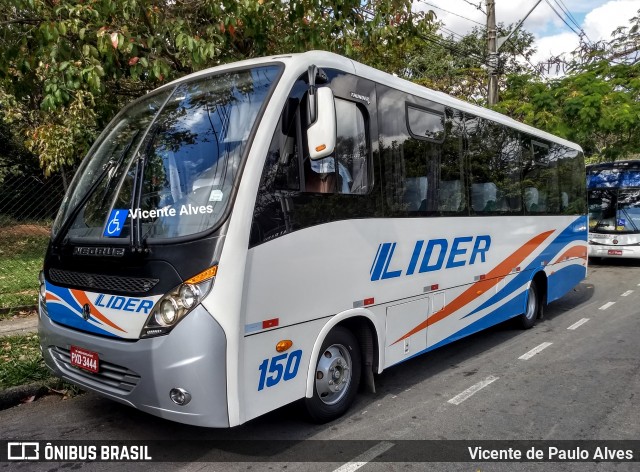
52,130,140,248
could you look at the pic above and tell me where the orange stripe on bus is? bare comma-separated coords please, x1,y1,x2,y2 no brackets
392,230,555,345
71,289,126,332
557,245,587,261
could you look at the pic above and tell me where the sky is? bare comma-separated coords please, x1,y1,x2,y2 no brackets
414,0,640,68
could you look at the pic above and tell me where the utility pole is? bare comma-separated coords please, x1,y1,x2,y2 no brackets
486,0,498,106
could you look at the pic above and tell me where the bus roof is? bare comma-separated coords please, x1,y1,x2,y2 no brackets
587,160,640,171
162,50,582,152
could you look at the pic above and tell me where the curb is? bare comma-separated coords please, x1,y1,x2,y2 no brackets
0,382,51,411
0,315,38,338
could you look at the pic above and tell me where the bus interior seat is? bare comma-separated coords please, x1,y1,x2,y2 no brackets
404,177,428,211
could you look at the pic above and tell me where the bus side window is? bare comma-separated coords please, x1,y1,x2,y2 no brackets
466,116,521,214
335,99,369,194
522,138,558,214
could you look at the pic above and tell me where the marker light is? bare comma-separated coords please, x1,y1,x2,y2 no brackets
315,144,327,152
276,340,293,352
185,265,218,284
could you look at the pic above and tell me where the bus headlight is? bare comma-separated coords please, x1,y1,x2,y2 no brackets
179,284,199,309
141,265,217,338
157,298,179,326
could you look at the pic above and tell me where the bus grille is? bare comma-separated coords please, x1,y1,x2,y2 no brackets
49,268,158,293
49,346,141,394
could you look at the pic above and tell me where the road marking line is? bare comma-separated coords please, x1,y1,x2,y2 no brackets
332,441,394,472
621,290,634,297
567,318,590,330
518,342,553,360
599,302,616,310
447,375,499,405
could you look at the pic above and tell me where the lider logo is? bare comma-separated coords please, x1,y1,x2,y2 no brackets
370,235,491,281
94,294,154,314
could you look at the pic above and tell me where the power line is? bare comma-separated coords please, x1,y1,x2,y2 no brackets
421,32,491,66
555,0,583,30
543,0,583,39
439,25,470,41
552,0,593,45
419,1,484,27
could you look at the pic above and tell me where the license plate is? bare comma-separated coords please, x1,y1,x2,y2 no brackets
70,346,99,373
608,249,623,256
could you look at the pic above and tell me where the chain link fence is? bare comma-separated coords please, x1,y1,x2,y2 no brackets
0,175,66,313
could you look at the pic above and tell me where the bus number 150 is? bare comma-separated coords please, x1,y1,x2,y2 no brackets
257,350,303,391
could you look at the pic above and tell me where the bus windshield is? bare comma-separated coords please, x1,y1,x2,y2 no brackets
587,166,640,233
588,188,640,233
53,65,281,242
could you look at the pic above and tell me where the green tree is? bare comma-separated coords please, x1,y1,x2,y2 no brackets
496,10,640,162
398,23,538,104
0,0,435,179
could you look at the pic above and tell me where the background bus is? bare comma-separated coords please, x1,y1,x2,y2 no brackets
39,51,587,428
587,160,640,259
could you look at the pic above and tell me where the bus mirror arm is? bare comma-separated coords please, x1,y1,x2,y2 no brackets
306,65,329,125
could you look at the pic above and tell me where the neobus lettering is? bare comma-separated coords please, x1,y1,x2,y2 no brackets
371,235,491,281
94,294,153,314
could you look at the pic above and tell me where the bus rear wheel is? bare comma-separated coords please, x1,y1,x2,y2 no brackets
305,326,361,423
519,280,542,329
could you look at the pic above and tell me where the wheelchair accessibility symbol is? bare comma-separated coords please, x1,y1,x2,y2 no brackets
104,209,128,237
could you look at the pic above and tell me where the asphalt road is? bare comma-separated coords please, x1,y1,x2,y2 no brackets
1,258,639,471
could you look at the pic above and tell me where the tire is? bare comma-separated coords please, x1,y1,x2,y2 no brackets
519,280,541,329
305,326,361,423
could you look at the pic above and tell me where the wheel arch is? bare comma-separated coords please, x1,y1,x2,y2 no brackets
532,269,548,316
304,309,381,398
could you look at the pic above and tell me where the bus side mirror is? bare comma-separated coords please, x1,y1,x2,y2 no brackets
307,87,336,160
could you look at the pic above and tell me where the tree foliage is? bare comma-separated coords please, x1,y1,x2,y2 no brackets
401,23,537,104
0,0,435,177
495,10,640,162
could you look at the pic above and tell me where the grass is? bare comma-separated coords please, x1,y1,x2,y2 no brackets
0,333,81,400
0,223,50,312
0,333,52,389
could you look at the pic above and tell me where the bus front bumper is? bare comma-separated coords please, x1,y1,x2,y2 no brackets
38,304,230,428
589,244,640,258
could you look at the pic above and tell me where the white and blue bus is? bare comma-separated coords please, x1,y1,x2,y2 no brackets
39,51,587,427
587,160,640,259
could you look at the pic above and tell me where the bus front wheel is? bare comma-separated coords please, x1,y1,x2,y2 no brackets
519,280,542,329
305,326,361,423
